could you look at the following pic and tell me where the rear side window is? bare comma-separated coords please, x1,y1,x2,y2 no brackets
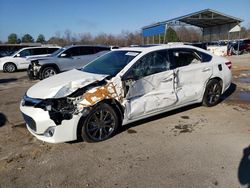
47,48,59,54
80,47,95,55
197,51,212,62
169,49,201,68
95,47,110,53
32,48,48,55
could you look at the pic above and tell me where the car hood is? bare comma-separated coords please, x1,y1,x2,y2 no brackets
28,56,55,61
26,55,51,60
26,69,108,99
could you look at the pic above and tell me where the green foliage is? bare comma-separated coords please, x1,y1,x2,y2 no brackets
8,33,18,44
165,27,179,42
22,34,34,43
36,34,46,43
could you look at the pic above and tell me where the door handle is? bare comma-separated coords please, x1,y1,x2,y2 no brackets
161,78,173,82
202,68,211,72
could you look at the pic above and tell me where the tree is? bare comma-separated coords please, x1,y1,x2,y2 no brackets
22,34,34,43
36,34,45,43
165,27,179,42
8,33,18,44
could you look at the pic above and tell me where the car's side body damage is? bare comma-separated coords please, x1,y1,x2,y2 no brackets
20,45,232,143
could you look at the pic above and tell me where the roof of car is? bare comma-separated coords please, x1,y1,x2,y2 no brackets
21,46,60,50
116,43,202,53
63,45,110,49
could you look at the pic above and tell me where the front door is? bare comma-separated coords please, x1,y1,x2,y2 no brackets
123,50,177,120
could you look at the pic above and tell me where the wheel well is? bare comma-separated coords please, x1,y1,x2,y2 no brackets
76,99,124,141
209,77,223,87
3,62,17,68
101,99,124,126
40,64,60,73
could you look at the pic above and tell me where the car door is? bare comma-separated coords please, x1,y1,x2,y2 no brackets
14,49,33,69
78,46,97,67
123,50,177,120
58,47,82,71
169,48,213,104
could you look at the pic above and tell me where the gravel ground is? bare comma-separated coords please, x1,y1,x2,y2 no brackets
0,54,250,188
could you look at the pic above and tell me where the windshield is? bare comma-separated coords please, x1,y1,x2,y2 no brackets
82,51,140,76
50,48,65,56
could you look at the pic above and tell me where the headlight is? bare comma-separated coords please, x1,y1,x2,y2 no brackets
31,60,39,66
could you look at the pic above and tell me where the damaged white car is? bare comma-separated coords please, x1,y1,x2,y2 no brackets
20,45,232,143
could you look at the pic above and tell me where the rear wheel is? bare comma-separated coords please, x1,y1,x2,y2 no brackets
41,66,57,79
79,103,119,142
202,79,222,107
3,63,17,73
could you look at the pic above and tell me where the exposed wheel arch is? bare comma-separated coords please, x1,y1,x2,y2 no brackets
76,99,124,141
39,64,60,79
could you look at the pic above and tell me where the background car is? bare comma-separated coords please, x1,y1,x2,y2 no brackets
20,44,232,143
27,45,111,80
228,39,250,55
0,46,60,72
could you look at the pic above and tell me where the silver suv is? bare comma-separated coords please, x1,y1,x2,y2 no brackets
27,45,110,80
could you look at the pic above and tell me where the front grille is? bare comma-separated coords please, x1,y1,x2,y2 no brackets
22,113,36,132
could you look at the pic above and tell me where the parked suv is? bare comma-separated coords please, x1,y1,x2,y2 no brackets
27,45,111,80
0,46,60,72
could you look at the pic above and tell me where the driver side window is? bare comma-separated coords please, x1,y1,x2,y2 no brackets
129,50,170,80
19,49,31,57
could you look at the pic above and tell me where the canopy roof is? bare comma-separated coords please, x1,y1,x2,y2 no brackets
143,9,243,30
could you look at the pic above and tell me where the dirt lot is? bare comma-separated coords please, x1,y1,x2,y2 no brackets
0,54,250,188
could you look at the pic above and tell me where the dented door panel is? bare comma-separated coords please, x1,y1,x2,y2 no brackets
124,70,177,120
175,63,213,103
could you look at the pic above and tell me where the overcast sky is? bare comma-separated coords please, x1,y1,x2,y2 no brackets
0,0,249,42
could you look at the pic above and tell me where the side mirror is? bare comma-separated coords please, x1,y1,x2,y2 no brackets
60,53,68,58
16,53,20,57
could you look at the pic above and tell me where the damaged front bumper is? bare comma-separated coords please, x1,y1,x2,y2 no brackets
20,102,81,143
27,61,41,80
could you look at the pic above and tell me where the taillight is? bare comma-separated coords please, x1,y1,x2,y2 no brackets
225,61,232,69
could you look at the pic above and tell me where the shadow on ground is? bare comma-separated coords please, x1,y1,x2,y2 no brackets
238,146,250,188
220,83,237,102
0,78,17,84
0,113,7,127
120,103,201,133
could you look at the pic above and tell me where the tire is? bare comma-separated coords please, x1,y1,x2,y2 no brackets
40,66,57,80
202,79,222,107
3,63,17,73
79,103,119,142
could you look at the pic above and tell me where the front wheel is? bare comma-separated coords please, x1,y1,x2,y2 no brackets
3,63,17,73
79,103,119,142
202,79,222,107
40,66,57,80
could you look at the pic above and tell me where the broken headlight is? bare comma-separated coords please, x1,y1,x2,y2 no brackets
36,98,76,125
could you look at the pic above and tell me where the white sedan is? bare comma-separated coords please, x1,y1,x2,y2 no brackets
20,44,232,143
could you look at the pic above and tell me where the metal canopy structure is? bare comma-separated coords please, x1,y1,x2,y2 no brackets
142,9,243,43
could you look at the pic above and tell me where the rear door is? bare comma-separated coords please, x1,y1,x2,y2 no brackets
169,48,213,104
123,50,177,120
